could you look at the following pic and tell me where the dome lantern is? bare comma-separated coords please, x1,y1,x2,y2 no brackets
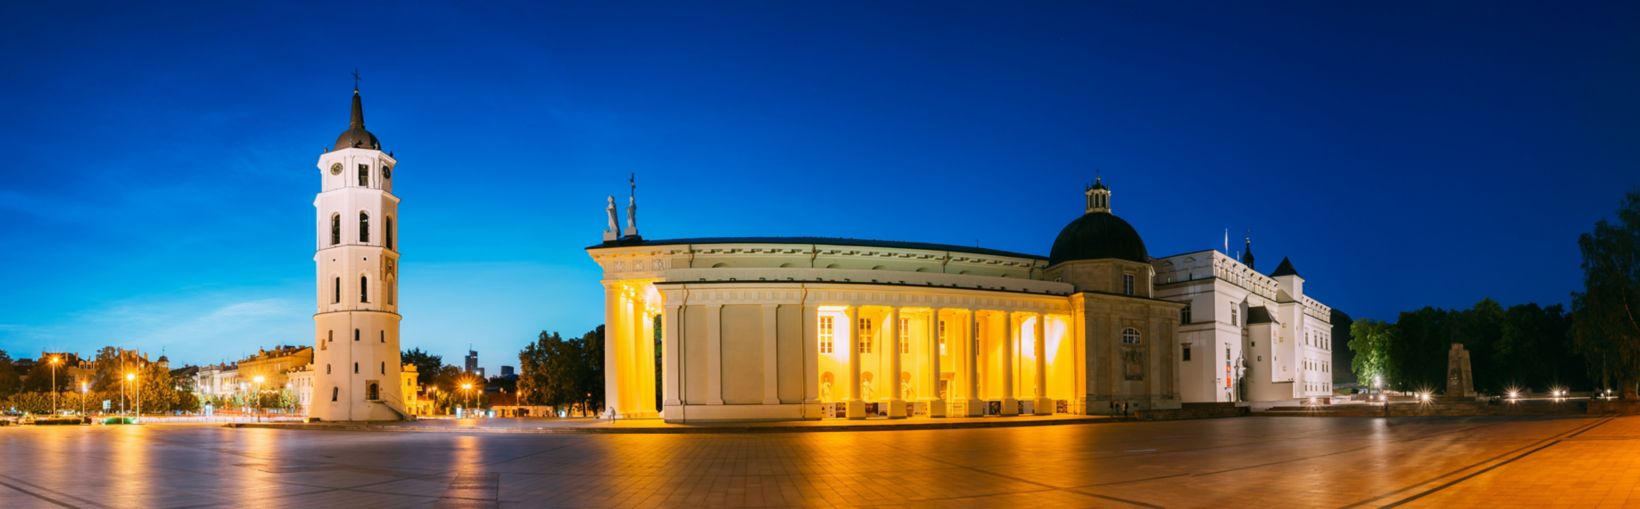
1049,177,1150,266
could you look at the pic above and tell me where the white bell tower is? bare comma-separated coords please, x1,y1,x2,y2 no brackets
311,83,408,421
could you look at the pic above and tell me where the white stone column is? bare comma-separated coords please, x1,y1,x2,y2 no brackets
602,285,623,418
1001,311,1018,416
886,307,905,418
927,308,946,417
762,304,780,405
663,304,681,410
802,303,820,416
705,303,724,405
638,307,657,417
1034,313,1051,415
965,309,983,417
845,306,864,419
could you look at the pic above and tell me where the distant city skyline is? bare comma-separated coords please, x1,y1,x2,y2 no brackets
2,2,1638,368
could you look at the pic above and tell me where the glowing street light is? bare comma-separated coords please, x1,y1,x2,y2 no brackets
48,355,61,415
79,381,88,417
461,383,475,416
126,371,140,423
253,375,266,423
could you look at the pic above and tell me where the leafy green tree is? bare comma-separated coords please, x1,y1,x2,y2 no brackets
1330,310,1355,384
21,359,71,393
1348,319,1394,388
1573,190,1640,399
401,348,442,387
0,350,20,398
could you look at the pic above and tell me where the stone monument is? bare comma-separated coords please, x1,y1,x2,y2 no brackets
1444,343,1475,399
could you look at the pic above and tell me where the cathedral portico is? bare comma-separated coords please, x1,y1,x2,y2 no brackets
588,178,1214,422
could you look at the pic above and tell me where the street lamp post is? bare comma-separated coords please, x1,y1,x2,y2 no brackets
126,372,139,423
49,356,61,415
253,375,266,423
461,383,474,417
79,381,88,417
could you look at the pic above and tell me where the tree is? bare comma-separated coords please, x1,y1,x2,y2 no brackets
577,325,605,416
0,350,20,398
517,326,605,416
1331,310,1355,384
1573,190,1640,399
401,348,443,387
1348,319,1394,388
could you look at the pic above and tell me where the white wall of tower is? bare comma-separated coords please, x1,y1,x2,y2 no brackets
312,147,406,421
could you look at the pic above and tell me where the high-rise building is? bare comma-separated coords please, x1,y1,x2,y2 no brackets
310,84,407,421
464,349,479,374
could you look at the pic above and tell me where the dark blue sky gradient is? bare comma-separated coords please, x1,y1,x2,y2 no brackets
2,2,1636,371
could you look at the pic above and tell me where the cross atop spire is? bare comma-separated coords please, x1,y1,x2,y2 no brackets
352,68,361,92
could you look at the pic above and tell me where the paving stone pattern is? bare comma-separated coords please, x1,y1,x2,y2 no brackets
1,416,1637,508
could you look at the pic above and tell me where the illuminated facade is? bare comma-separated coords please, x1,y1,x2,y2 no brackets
1154,246,1335,403
589,179,1184,422
309,86,409,421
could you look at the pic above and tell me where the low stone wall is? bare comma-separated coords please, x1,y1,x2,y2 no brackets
1256,399,1588,417
1588,400,1640,416
1136,402,1248,421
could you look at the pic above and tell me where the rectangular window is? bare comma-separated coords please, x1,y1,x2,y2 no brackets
819,316,834,354
1123,274,1135,295
358,164,369,186
858,318,873,353
899,318,909,353
1231,307,1239,326
1183,345,1192,361
937,320,947,356
1181,305,1192,324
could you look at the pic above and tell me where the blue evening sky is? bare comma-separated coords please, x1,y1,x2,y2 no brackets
2,2,1636,372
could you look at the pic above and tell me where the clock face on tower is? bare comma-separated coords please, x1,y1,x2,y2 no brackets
330,163,343,175
383,166,391,179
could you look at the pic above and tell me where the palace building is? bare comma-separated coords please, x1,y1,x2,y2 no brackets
589,178,1200,422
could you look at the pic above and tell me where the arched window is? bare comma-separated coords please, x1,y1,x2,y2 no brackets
379,331,385,343
385,216,394,250
354,329,360,342
326,364,332,374
353,362,359,374
386,277,395,306
358,164,369,187
1122,327,1141,345
331,387,339,401
380,362,385,374
330,214,340,245
333,277,341,304
360,275,369,303
359,212,370,243
366,382,380,400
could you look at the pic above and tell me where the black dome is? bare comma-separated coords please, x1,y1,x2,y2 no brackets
334,127,380,151
332,89,382,151
1048,211,1150,265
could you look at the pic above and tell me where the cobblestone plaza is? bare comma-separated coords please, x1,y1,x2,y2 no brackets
2,415,1638,507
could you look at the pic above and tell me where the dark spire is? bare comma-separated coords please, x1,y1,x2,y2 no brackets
349,89,365,130
1241,233,1255,270
1272,257,1301,278
333,80,381,151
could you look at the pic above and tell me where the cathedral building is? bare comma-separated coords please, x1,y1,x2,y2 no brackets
308,86,409,421
589,179,1188,422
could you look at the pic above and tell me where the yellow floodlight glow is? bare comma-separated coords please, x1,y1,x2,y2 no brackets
125,373,136,381
253,375,266,384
